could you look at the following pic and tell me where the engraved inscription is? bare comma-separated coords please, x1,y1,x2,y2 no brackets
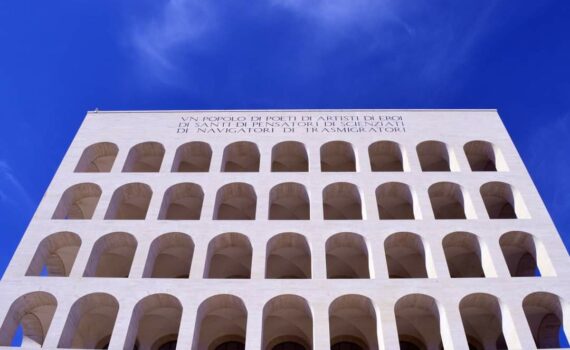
176,114,406,134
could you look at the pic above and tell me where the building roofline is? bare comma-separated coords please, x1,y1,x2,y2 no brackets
87,108,499,114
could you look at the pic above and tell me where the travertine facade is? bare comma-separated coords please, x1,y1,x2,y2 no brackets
0,109,568,350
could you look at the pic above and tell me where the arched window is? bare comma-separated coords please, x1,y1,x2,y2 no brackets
464,140,507,171
376,182,417,220
204,232,252,279
272,141,308,172
171,141,212,172
321,141,356,172
158,183,204,220
326,232,370,279
417,140,457,171
395,294,443,350
52,183,101,219
221,141,260,172
213,183,257,220
323,183,363,220
428,182,473,219
443,232,485,278
105,183,152,220
143,232,194,278
368,140,406,171
266,233,311,279
269,183,310,220
58,293,119,349
480,182,529,219
329,295,378,349
385,232,428,278
262,295,312,350
83,232,137,278
523,292,569,349
124,294,182,350
0,292,57,347
500,231,548,277
460,294,508,350
193,295,247,349
75,142,118,172
26,231,81,276
123,141,164,172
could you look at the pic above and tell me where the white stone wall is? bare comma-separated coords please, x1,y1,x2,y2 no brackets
1,109,568,349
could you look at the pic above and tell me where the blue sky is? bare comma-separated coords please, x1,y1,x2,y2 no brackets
0,0,569,275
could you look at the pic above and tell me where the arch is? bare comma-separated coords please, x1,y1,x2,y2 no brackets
523,292,569,348
262,295,312,350
459,293,508,350
213,183,257,220
464,140,507,172
323,183,363,220
269,183,310,220
417,140,457,172
143,232,194,278
75,142,118,172
221,141,260,172
105,183,152,220
272,141,308,172
58,293,119,349
321,141,356,172
0,292,57,347
158,183,204,220
480,182,529,219
385,232,428,278
26,231,81,276
499,231,549,277
193,295,247,350
442,232,485,278
204,232,252,279
172,141,212,172
368,140,406,172
428,182,473,219
83,232,137,278
395,294,442,350
376,182,417,220
329,295,378,349
266,233,311,279
52,183,101,219
326,232,370,279
122,141,165,172
124,294,182,350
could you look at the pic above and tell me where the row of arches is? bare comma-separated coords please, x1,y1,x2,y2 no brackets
27,231,552,279
1,291,566,349
75,140,508,173
52,181,530,220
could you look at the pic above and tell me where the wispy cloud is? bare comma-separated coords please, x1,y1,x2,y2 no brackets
418,1,500,93
129,0,217,84
271,0,406,29
0,161,35,211
270,0,415,52
125,0,506,93
127,0,412,85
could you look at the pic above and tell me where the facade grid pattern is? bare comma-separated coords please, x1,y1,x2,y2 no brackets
0,109,568,350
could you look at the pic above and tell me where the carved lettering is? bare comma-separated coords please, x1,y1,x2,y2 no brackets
174,114,407,134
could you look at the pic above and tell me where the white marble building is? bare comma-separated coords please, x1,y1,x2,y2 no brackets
0,109,568,350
